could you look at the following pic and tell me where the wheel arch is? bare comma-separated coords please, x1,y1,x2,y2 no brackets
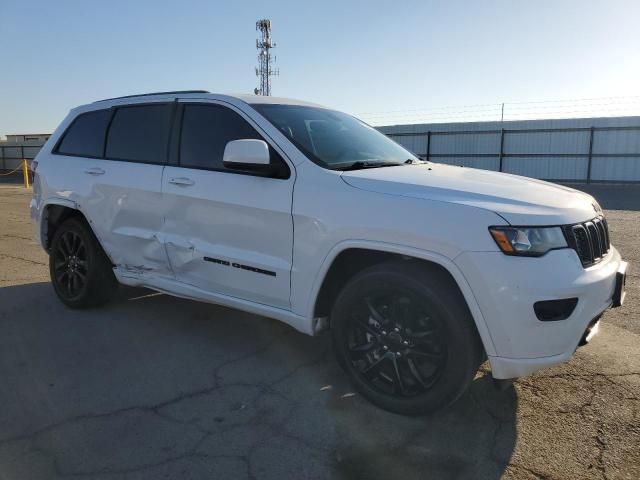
41,199,93,252
308,241,497,356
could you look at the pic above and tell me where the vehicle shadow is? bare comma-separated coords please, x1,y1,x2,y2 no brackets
329,369,517,480
0,282,516,479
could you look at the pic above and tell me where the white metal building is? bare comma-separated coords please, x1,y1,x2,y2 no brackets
0,134,50,171
379,116,640,183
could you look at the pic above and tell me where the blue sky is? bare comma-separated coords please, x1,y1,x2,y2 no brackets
1,0,639,134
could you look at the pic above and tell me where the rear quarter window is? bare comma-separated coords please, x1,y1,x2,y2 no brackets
56,109,111,158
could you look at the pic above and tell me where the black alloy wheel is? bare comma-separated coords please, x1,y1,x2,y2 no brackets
49,217,118,308
52,229,88,300
346,291,446,397
331,261,484,415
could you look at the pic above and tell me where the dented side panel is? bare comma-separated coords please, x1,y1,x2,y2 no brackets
37,152,171,277
84,162,170,276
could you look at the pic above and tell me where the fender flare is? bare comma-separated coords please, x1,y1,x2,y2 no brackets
307,239,497,356
38,197,80,247
43,197,78,210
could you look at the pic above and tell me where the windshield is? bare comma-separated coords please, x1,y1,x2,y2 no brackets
251,104,420,170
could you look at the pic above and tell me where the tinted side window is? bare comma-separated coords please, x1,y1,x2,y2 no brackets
57,109,111,157
106,104,172,163
180,105,261,169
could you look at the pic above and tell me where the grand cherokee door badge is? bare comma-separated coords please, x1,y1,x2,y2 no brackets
203,256,276,277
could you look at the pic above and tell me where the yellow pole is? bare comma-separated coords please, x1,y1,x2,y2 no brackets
23,159,30,188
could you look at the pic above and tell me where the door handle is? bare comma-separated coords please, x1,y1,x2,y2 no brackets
169,177,195,186
83,167,105,176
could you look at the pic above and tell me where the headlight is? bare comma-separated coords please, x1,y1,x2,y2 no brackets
489,226,568,257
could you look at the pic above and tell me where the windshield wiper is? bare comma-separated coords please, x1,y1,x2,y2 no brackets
333,161,404,171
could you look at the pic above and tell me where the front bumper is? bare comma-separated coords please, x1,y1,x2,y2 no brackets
455,246,626,379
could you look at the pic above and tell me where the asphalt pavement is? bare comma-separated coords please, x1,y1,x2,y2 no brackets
0,184,638,479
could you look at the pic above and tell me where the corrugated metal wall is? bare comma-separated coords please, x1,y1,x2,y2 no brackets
379,116,640,182
0,144,44,171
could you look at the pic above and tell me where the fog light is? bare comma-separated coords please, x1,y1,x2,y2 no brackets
533,298,578,321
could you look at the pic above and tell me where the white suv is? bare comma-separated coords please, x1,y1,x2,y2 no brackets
30,91,628,414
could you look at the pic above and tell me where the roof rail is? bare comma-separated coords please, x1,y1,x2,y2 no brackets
94,90,210,103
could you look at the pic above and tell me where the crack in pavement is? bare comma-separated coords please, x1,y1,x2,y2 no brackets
55,450,247,478
499,367,637,480
0,233,34,241
211,329,295,387
0,253,47,266
468,384,514,469
0,328,333,479
509,463,555,479
594,430,609,480
0,332,295,448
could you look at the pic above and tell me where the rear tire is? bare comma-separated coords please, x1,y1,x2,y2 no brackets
331,261,483,415
49,217,118,308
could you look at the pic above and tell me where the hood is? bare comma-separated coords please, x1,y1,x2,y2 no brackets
340,163,599,225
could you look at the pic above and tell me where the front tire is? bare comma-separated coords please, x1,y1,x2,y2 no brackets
49,217,118,308
331,261,483,415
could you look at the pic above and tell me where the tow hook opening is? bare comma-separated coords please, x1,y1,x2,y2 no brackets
578,316,601,347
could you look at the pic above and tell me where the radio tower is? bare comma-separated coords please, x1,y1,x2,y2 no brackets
255,19,278,96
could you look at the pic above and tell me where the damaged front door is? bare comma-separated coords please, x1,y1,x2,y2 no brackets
161,102,294,309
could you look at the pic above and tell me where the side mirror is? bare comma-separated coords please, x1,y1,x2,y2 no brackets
223,139,274,174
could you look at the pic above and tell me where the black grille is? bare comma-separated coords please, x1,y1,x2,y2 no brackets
563,215,611,267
